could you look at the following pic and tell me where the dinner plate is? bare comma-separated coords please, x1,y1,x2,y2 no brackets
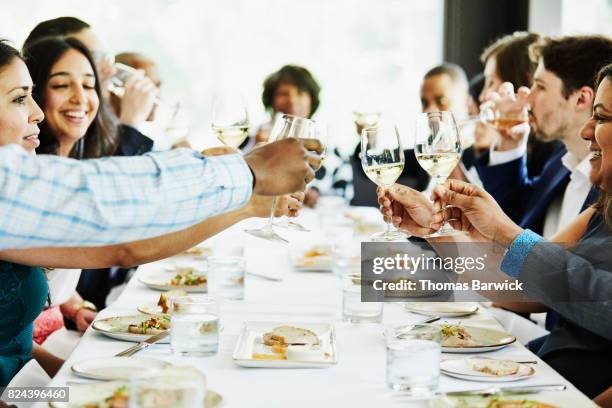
137,302,167,316
49,380,223,408
441,326,516,353
139,273,208,292
71,357,170,380
91,314,170,343
404,302,479,317
291,245,334,272
440,358,535,382
429,393,576,408
233,321,337,368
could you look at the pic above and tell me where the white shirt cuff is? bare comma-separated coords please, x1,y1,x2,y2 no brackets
488,140,527,165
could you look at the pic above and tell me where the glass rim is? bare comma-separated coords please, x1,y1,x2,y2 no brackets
280,113,316,123
172,294,218,305
207,255,245,262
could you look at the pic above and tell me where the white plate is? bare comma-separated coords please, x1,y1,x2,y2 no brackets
137,302,167,316
71,357,170,380
49,380,223,408
233,321,337,368
405,302,479,317
441,326,516,353
91,314,170,343
139,273,208,292
440,358,535,382
291,245,334,272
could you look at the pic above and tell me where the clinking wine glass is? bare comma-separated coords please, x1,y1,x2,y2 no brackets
361,123,409,242
245,114,323,243
108,62,164,106
415,111,462,237
211,91,249,148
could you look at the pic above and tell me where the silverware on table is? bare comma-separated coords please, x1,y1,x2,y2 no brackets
246,271,283,281
114,331,169,357
394,315,441,332
445,384,566,397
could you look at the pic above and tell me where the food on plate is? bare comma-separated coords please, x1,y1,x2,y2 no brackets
181,246,212,257
83,384,128,408
295,245,332,268
485,398,557,408
470,359,520,376
440,324,477,347
157,290,188,314
169,268,207,286
127,316,169,335
263,326,320,347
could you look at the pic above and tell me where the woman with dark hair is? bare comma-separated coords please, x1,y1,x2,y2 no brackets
24,37,117,159
379,63,612,399
475,32,558,177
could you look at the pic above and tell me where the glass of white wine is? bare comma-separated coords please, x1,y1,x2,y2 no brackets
211,91,249,148
245,114,322,243
415,111,462,237
361,123,409,242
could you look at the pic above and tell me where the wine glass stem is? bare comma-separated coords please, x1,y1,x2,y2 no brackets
383,186,395,233
436,178,448,225
266,197,280,230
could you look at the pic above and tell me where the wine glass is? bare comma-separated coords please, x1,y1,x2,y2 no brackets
108,62,164,106
211,91,249,148
414,111,462,237
361,123,409,242
245,114,322,243
274,121,327,232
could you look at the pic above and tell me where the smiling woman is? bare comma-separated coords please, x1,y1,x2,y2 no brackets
23,36,117,159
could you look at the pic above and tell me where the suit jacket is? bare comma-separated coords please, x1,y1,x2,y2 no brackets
475,143,570,234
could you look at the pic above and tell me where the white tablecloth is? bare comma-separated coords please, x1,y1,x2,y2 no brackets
47,209,595,408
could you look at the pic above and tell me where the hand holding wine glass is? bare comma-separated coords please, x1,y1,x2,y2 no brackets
361,123,409,241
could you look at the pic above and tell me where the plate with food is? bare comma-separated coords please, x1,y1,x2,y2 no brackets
139,267,207,292
292,245,334,271
429,394,560,408
137,290,188,316
50,380,223,408
71,357,170,381
440,324,516,353
404,302,479,317
91,314,170,342
233,322,337,368
440,358,535,382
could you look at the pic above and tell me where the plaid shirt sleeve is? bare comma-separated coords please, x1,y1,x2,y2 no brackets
0,145,253,248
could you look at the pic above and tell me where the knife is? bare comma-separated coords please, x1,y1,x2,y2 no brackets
445,384,566,397
114,331,169,357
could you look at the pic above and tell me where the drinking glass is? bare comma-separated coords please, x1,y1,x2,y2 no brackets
342,273,383,323
108,62,163,106
245,114,324,243
170,296,220,357
360,123,408,241
129,369,205,408
211,91,249,148
385,324,441,394
206,256,245,300
479,100,528,134
415,111,462,237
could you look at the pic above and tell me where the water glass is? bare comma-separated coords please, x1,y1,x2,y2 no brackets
129,369,204,408
171,296,220,356
206,256,245,300
342,273,383,323
385,324,441,394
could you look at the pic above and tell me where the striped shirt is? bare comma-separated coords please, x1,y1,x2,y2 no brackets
0,145,252,248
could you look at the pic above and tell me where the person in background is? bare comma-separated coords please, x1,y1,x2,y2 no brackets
474,35,611,238
256,64,324,207
24,16,156,156
476,32,558,178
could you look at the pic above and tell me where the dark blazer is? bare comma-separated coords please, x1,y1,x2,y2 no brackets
475,143,570,234
115,124,154,156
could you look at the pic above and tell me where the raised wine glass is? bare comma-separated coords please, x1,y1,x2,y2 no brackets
361,123,409,242
211,91,249,148
414,111,462,237
245,114,322,243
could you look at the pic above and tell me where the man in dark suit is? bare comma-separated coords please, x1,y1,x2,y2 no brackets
475,36,612,237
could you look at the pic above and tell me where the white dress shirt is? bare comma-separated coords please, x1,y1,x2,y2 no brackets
487,142,592,238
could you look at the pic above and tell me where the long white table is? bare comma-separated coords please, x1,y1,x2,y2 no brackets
48,209,595,407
